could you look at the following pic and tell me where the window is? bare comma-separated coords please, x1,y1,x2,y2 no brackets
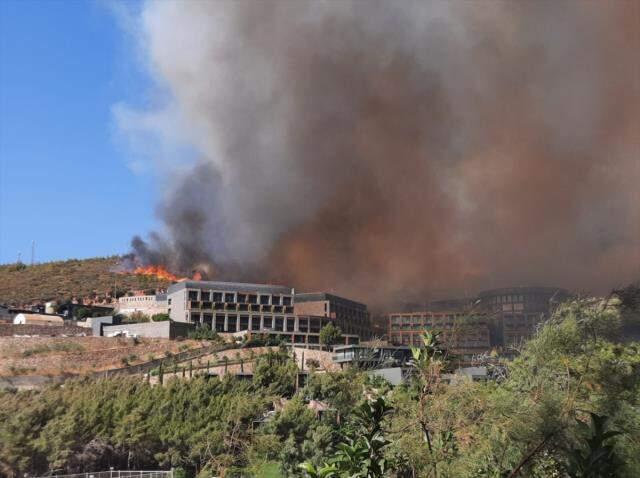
201,291,211,301
213,292,223,302
188,290,199,301
310,318,321,333
239,315,249,331
251,316,261,331
272,295,281,306
225,293,235,303
215,315,225,332
263,316,273,329
248,294,257,304
227,315,237,332
274,317,284,331
283,296,292,306
202,313,212,327
260,295,270,305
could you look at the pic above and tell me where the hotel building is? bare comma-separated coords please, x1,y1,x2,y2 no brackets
167,280,365,347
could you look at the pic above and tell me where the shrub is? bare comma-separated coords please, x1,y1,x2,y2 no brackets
188,323,222,341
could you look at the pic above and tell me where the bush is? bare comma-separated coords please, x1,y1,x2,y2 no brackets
123,311,150,323
188,323,222,341
21,342,85,357
305,358,321,370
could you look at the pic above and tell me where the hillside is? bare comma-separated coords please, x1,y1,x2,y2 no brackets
0,336,204,377
0,257,170,306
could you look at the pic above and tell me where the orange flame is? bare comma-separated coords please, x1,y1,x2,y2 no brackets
130,265,202,282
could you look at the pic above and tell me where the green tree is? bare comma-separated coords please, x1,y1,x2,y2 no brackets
319,323,342,351
253,347,298,397
300,397,395,478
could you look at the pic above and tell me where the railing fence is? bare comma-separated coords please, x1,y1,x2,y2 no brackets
32,470,173,478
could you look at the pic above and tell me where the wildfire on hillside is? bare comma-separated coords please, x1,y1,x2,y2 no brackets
129,265,202,282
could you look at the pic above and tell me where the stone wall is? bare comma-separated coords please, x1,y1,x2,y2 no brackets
0,323,88,337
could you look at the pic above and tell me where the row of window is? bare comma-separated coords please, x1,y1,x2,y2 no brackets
188,300,294,313
189,312,335,334
390,334,490,347
186,290,292,306
389,314,470,323
489,294,553,306
390,322,488,331
331,303,369,320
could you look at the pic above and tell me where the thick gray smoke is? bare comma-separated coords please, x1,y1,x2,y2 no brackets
122,1,640,307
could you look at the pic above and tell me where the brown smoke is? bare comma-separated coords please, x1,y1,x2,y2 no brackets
126,1,640,308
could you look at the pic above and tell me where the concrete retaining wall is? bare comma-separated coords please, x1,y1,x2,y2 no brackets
103,321,195,339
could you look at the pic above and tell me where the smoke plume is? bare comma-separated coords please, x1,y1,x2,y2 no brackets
121,1,640,307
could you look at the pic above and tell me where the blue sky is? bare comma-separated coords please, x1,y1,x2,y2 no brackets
0,0,158,264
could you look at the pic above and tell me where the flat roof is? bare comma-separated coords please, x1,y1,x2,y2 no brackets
167,280,293,295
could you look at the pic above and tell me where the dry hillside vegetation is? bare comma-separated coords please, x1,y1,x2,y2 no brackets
0,257,170,305
0,336,203,376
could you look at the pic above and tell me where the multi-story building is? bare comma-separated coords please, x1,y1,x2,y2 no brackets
294,292,372,339
117,293,168,317
388,311,490,358
477,287,569,347
387,286,570,354
167,281,362,347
